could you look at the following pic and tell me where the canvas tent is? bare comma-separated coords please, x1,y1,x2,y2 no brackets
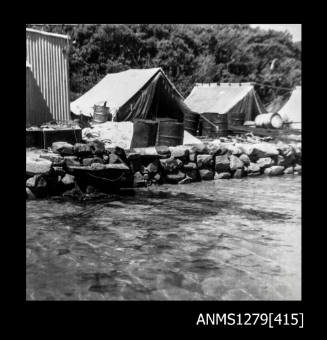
277,86,301,130
184,82,267,125
71,67,189,122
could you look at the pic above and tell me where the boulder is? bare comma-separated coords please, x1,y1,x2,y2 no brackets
294,164,302,174
264,168,272,175
199,169,214,181
113,146,127,163
229,155,244,171
185,169,198,181
133,171,145,187
26,187,36,200
178,176,192,185
64,156,81,167
214,172,231,179
39,153,64,166
189,153,197,162
166,171,186,183
155,145,171,157
27,175,47,197
284,166,294,174
82,157,104,166
160,157,179,173
176,159,184,169
189,143,207,154
231,145,243,156
89,140,106,155
183,162,197,170
153,173,161,182
73,143,93,157
26,156,52,176
61,174,75,186
52,166,66,177
247,162,261,174
268,166,285,176
206,141,222,156
52,141,74,155
215,154,230,173
145,159,161,173
256,157,274,170
169,146,190,161
108,153,123,164
197,154,213,169
26,175,39,188
103,155,109,163
239,153,250,166
233,168,245,179
246,143,279,161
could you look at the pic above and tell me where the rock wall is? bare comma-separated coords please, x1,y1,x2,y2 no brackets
26,135,302,200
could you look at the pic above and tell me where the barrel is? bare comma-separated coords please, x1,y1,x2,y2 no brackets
200,112,228,138
255,112,283,129
130,119,158,148
93,102,112,123
184,111,200,136
156,120,184,147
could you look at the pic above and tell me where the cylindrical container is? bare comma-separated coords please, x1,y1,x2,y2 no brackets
255,112,283,129
130,119,158,148
156,120,184,147
93,102,111,123
184,111,200,136
200,112,228,138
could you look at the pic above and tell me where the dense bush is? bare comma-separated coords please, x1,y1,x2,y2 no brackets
26,24,301,104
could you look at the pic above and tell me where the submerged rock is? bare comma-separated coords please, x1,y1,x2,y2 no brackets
284,166,294,174
268,166,285,176
214,172,231,179
199,169,214,180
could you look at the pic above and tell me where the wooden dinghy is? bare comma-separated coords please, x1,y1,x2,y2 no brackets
65,163,132,192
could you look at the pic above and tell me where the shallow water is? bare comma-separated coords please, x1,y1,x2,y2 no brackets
26,176,301,300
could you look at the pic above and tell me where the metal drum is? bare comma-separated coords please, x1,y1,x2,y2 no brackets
156,120,184,147
255,112,283,129
93,102,112,123
130,119,159,148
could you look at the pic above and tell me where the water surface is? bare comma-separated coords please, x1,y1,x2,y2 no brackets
26,176,301,300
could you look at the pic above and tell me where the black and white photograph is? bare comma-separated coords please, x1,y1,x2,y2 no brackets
26,23,301,302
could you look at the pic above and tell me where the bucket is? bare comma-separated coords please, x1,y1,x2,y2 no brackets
93,101,111,123
184,111,200,136
255,112,283,129
130,119,158,148
200,112,228,138
156,120,184,147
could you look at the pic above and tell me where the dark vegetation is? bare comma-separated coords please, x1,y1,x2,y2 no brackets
26,24,301,105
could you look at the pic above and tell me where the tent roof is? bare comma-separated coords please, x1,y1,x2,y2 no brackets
184,83,257,114
278,86,301,127
71,67,183,117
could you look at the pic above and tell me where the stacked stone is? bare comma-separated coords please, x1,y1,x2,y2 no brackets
26,136,302,200
26,140,129,199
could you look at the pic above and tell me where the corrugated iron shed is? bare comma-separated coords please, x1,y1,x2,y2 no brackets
26,28,71,126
